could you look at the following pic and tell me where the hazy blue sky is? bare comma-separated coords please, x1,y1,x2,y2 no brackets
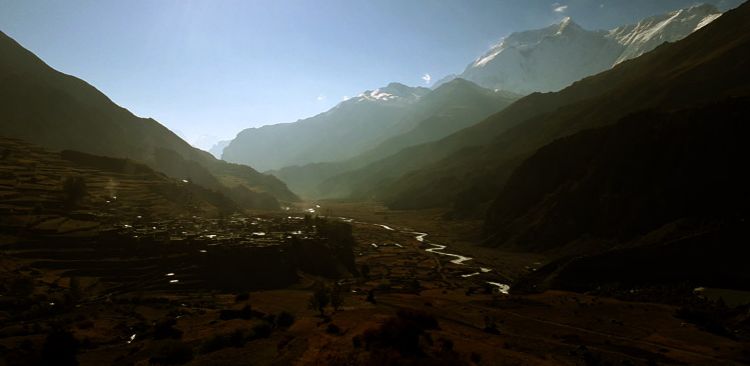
0,0,742,149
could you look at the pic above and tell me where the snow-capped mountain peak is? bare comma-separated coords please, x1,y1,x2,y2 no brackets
556,16,584,35
470,16,590,71
453,4,722,94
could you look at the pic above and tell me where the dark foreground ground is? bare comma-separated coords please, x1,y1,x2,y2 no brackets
1,200,749,365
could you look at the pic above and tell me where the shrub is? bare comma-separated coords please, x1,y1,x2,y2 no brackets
483,315,500,335
234,293,249,302
149,340,193,365
263,313,277,325
675,305,734,338
326,323,341,335
198,329,248,354
76,320,94,330
362,310,439,356
438,338,454,352
228,329,246,347
331,283,345,311
7,278,34,297
366,289,376,304
275,311,295,329
198,335,225,354
62,176,87,207
251,322,273,339
470,352,482,364
219,305,253,320
40,328,79,366
397,309,439,330
360,264,371,279
308,282,330,317
68,276,82,301
153,318,182,340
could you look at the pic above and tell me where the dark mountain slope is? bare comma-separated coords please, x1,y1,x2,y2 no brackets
274,79,519,198
0,31,297,208
486,98,750,250
491,98,750,291
346,0,750,213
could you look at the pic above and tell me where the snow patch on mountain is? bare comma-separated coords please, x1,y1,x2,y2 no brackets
345,82,430,104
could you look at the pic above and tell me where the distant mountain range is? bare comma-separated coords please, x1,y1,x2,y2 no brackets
0,30,297,209
215,4,724,204
222,83,431,172
269,79,520,198
446,4,722,94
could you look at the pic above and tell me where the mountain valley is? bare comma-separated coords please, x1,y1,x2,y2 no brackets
1,1,749,365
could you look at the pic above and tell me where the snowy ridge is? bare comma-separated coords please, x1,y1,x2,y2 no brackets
457,4,722,94
610,4,722,64
345,82,430,105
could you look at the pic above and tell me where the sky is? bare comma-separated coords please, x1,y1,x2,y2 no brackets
0,0,743,150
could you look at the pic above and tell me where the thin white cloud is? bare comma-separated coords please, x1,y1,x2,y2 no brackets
553,3,568,13
316,95,326,101
421,73,432,84
342,96,350,101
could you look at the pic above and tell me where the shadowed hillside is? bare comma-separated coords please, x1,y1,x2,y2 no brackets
501,99,750,291
0,137,237,227
486,98,749,250
0,31,297,208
